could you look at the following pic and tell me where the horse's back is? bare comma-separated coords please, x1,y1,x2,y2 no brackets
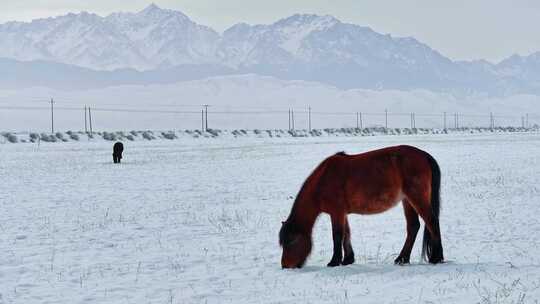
325,146,433,214
113,142,124,153
341,145,431,174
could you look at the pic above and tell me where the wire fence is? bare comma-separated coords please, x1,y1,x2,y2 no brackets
0,98,539,133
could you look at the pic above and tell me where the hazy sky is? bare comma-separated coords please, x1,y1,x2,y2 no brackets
1,0,539,63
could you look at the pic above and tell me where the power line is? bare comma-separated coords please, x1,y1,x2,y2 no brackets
1,105,539,120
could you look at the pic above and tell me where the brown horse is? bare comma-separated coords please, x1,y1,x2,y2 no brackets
279,145,444,268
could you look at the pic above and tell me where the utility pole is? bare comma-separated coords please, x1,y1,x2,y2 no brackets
308,106,312,131
359,112,363,129
88,107,93,134
443,112,447,130
526,113,529,128
385,109,388,129
203,104,209,131
84,106,88,133
288,109,291,131
490,112,494,129
201,109,204,132
356,112,359,129
50,98,55,134
291,109,295,131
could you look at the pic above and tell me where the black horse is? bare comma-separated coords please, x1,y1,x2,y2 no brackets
113,142,124,163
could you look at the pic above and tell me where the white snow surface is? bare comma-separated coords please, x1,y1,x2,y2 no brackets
1,133,540,303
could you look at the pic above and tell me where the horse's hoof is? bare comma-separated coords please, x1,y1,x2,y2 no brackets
429,257,444,264
342,256,355,265
394,256,410,265
327,260,341,267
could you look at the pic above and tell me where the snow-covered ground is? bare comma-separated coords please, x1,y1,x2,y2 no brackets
1,133,540,303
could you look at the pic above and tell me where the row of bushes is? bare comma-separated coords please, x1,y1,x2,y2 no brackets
2,126,539,144
1,130,184,143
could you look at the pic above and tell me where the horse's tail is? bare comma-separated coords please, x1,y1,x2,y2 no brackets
421,152,444,263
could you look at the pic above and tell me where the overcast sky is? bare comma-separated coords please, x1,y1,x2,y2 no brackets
1,0,539,63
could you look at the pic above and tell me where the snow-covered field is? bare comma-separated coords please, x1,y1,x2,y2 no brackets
1,133,540,303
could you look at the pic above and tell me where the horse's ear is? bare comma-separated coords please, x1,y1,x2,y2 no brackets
281,221,285,225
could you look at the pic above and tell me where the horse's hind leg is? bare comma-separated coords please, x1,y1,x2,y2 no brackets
421,212,444,264
395,199,420,265
342,216,355,265
407,193,444,264
327,214,345,267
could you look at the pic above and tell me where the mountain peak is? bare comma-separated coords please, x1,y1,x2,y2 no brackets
274,14,339,28
141,3,161,13
136,3,190,21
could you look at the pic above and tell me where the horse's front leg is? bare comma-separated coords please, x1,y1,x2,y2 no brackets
327,214,344,267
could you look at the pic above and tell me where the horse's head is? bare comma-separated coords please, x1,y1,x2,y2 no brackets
279,220,312,268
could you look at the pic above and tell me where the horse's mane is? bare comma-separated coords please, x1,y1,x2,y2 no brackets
285,152,344,223
280,153,343,246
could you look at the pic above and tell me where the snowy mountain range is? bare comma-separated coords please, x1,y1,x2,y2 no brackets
1,4,540,95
